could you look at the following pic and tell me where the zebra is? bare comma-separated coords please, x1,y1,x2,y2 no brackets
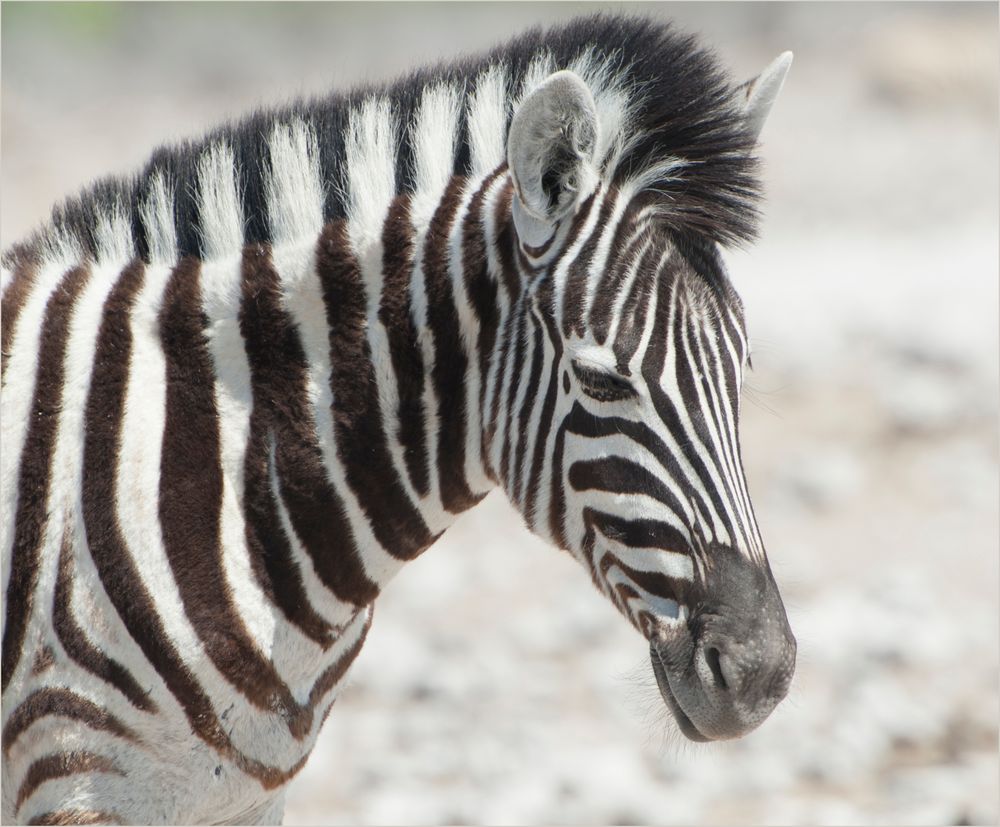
1,14,796,825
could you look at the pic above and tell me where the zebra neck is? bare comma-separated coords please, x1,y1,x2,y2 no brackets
297,167,518,587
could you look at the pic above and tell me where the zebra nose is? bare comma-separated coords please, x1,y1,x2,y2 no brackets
695,622,796,730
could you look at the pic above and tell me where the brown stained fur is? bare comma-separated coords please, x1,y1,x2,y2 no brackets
3,689,140,759
380,196,431,497
316,220,434,560
423,177,483,513
2,265,90,692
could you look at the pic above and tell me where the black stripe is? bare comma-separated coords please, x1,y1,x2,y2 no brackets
79,257,310,790
84,259,229,757
380,196,430,497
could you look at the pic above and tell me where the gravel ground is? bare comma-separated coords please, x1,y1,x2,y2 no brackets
2,3,997,825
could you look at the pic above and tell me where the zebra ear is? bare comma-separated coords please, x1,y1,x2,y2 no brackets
738,51,793,143
507,70,600,241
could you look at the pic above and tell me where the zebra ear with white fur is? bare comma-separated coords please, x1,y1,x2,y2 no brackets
507,70,600,246
739,51,793,143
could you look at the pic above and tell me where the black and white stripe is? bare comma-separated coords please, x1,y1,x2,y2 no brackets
2,14,795,824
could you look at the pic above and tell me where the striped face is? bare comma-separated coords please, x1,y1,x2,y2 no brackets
502,66,795,741
506,191,795,742
534,199,760,636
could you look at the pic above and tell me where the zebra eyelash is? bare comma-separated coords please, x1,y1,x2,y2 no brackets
570,360,638,403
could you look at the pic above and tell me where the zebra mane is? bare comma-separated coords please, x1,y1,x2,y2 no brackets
7,14,761,268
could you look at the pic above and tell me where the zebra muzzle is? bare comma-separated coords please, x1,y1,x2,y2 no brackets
648,552,796,741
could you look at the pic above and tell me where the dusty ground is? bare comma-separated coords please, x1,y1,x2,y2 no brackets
2,3,997,825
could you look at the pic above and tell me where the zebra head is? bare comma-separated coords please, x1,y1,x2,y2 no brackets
501,58,796,741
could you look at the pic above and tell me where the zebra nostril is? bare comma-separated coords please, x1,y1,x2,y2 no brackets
704,645,728,691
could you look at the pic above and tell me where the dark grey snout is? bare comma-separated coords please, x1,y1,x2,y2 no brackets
651,547,796,741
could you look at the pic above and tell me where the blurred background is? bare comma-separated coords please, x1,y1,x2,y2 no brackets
2,3,997,824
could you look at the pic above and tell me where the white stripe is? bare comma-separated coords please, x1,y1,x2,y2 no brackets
197,143,244,262
658,273,733,545
200,255,280,660
688,291,760,558
601,216,660,347
139,172,178,265
4,261,116,697
345,97,397,250
467,64,510,177
93,202,135,266
267,118,325,247
1,262,13,297
410,81,461,224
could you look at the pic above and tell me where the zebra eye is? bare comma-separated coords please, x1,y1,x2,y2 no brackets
571,361,637,402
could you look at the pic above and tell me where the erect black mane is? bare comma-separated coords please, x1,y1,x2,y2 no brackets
7,13,761,266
